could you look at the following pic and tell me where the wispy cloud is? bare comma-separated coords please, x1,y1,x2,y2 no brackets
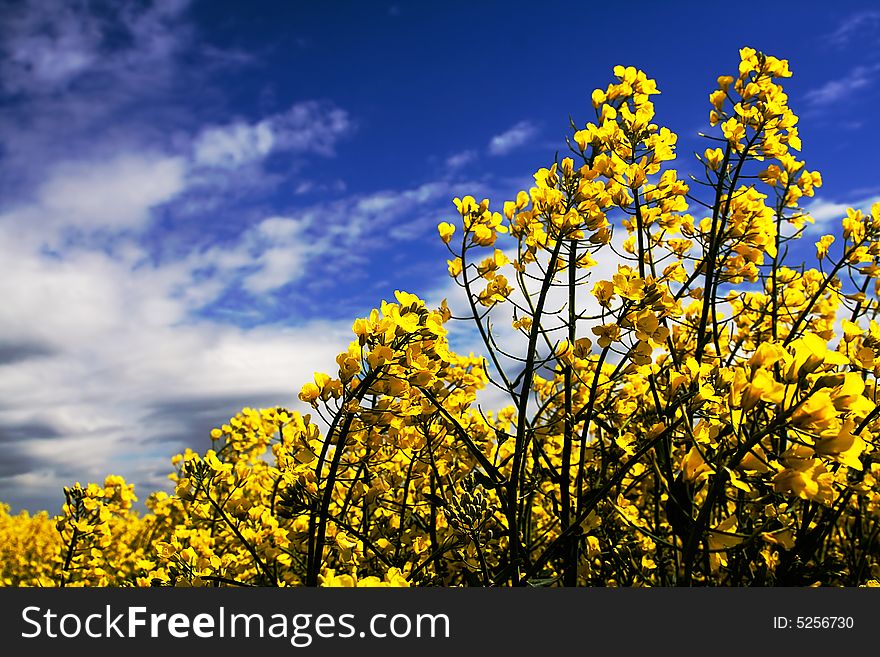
803,194,880,232
294,179,347,196
193,101,353,169
0,0,361,512
0,172,487,511
803,64,879,107
193,122,275,170
445,150,477,170
185,216,308,296
0,0,204,204
0,211,354,512
0,0,551,514
37,154,187,232
0,149,488,513
488,121,538,156
0,0,192,96
827,10,880,46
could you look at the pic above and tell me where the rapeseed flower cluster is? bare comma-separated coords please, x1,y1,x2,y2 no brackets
2,49,880,587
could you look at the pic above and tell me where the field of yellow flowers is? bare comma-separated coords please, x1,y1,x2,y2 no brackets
2,48,879,587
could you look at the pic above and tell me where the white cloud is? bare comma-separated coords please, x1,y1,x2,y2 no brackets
175,181,464,302
0,224,351,512
803,194,880,232
0,0,192,95
0,1,369,514
193,121,275,169
0,1,490,515
0,167,506,512
803,199,853,226
827,10,880,46
244,217,309,294
1,2,102,93
446,150,477,169
243,246,308,294
170,215,309,300
271,101,353,156
193,101,353,169
6,29,96,90
488,121,538,155
293,179,347,196
293,180,462,247
804,65,879,107
32,154,187,231
0,0,204,208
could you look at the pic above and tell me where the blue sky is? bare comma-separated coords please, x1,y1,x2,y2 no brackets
1,0,879,512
